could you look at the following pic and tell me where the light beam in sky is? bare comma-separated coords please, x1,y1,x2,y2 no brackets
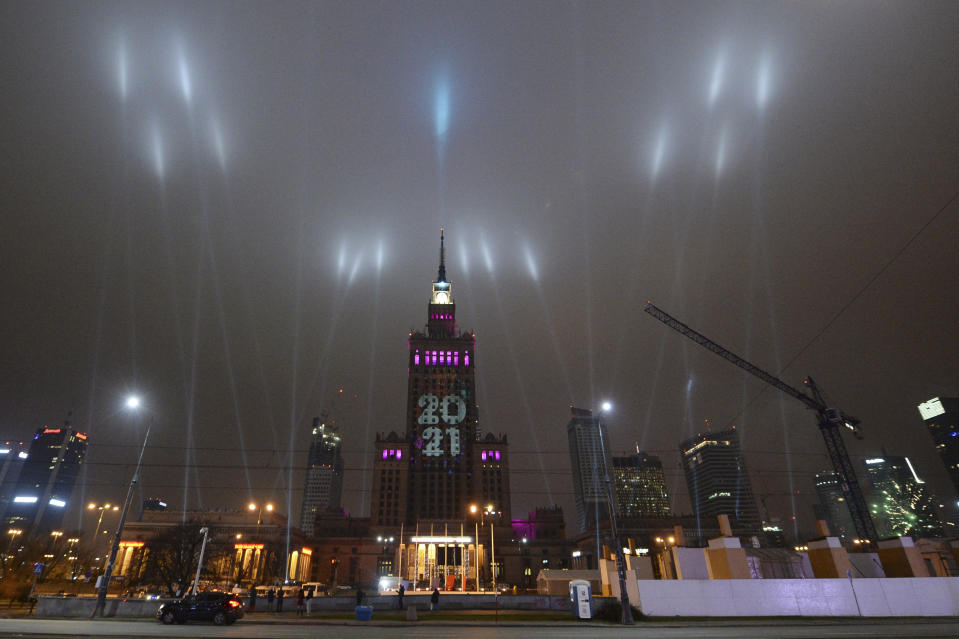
116,35,129,102
480,237,494,275
650,122,668,181
715,124,729,178
210,114,227,171
523,242,539,282
756,51,772,110
336,241,348,278
348,251,363,286
708,48,726,107
175,39,193,105
456,235,469,276
433,72,451,143
149,118,165,179
375,239,385,272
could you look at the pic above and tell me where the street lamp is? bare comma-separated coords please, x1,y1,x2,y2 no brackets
468,503,498,592
87,502,119,559
597,401,633,625
248,502,273,538
92,395,152,617
3,529,23,578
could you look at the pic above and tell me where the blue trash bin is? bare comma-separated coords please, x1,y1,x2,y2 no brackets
355,605,373,621
569,579,592,620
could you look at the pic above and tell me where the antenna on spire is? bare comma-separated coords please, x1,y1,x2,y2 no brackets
438,227,447,282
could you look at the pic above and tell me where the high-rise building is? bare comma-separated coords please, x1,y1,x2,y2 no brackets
862,455,943,538
679,427,761,536
0,440,29,523
567,406,613,534
612,451,672,519
4,424,87,534
300,413,343,536
918,397,959,498
813,470,856,544
372,229,509,525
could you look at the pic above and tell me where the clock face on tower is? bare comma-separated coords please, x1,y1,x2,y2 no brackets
434,291,449,304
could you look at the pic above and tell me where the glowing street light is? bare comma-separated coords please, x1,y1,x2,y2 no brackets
249,502,273,538
93,395,153,617
597,400,633,625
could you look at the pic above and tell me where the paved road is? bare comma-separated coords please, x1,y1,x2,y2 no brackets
2,618,959,638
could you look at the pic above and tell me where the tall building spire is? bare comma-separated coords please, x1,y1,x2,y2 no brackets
438,227,447,282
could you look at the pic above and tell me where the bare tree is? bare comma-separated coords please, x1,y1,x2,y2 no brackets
139,522,225,597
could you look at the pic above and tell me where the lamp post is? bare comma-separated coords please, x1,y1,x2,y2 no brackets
87,502,118,558
2,528,23,578
468,503,497,591
598,401,633,625
67,537,79,581
191,527,210,596
655,535,676,579
248,502,273,538
92,395,152,618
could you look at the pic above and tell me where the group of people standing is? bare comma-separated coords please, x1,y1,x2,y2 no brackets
248,586,312,616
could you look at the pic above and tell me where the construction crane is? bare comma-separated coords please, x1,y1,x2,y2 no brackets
643,302,878,544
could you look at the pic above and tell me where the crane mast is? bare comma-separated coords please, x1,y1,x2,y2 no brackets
643,302,878,544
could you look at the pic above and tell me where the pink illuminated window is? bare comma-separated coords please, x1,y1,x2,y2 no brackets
439,351,445,365
396,449,402,460
414,351,420,365
431,351,437,365
453,352,459,366
495,451,501,461
465,354,470,366
481,451,487,461
382,450,388,459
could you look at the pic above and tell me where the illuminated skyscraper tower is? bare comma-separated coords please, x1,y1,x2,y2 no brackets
567,406,613,534
4,423,87,535
679,427,761,536
392,229,509,523
300,413,343,536
918,397,959,497
613,451,672,519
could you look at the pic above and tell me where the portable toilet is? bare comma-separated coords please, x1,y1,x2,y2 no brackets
569,579,592,620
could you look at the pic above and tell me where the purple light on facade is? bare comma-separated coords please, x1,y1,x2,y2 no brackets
481,451,487,461
495,451,501,461
465,354,470,366
431,351,437,365
454,352,459,366
414,352,420,365
439,351,445,365
396,449,402,460
382,450,388,459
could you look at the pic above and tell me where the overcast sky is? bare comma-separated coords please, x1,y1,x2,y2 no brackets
2,1,958,540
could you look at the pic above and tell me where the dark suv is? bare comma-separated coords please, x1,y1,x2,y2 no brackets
157,592,244,625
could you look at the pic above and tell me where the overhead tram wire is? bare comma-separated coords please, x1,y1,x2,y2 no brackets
716,187,959,431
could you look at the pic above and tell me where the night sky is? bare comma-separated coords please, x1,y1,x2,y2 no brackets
2,1,958,541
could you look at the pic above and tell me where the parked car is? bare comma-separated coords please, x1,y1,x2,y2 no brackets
156,592,244,625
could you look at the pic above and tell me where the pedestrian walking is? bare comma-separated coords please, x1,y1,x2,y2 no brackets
397,584,405,610
267,588,275,612
277,587,285,612
249,586,257,611
430,588,439,611
305,587,313,616
296,588,305,616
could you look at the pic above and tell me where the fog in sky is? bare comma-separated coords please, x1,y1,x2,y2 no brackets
2,1,958,540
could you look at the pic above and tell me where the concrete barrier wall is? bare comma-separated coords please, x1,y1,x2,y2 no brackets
36,596,166,618
36,593,576,617
634,577,959,617
39,579,959,618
